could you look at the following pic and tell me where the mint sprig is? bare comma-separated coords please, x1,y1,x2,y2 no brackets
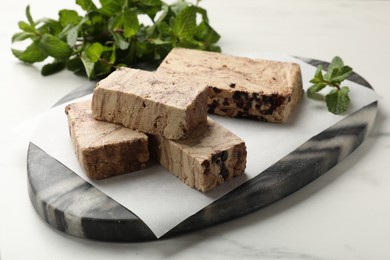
307,56,353,114
11,0,221,79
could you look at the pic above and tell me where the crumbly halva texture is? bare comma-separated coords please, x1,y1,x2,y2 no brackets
65,100,149,180
150,118,247,193
92,67,208,140
157,48,303,123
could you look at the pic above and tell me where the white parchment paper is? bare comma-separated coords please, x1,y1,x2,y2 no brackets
28,53,377,238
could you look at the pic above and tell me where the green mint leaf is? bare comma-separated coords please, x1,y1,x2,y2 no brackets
150,4,169,30
329,65,353,84
157,21,170,36
26,5,34,25
309,65,325,85
148,38,172,45
41,61,66,76
170,1,189,15
141,0,163,8
59,10,82,27
80,51,95,79
112,31,130,50
195,6,209,23
123,10,139,38
324,56,344,81
66,26,79,47
108,15,120,30
86,42,105,63
99,0,124,17
195,22,220,45
59,16,87,46
11,32,35,43
307,82,327,94
324,67,338,83
39,34,73,60
329,56,344,69
314,65,324,81
12,42,48,63
209,45,221,52
94,60,112,78
134,0,162,20
38,19,62,36
171,6,197,39
306,83,327,100
109,46,116,64
18,21,35,33
66,56,84,73
176,37,202,49
76,0,97,11
325,87,350,114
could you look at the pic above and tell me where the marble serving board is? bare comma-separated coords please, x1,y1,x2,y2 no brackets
27,58,377,242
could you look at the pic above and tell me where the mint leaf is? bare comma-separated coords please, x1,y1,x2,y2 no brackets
26,5,34,25
86,42,105,62
39,34,73,60
80,51,95,79
325,56,344,80
123,9,139,38
18,21,35,33
41,61,66,76
307,56,353,114
325,86,350,114
195,22,220,44
99,0,124,17
171,6,197,40
157,21,170,36
59,10,82,27
76,0,97,11
329,66,353,83
66,56,84,73
94,60,112,78
170,0,189,15
144,2,163,20
309,65,324,84
38,19,62,36
12,42,48,63
306,83,327,101
112,31,130,49
12,32,35,43
195,6,209,23
66,26,79,47
307,82,327,95
329,56,344,69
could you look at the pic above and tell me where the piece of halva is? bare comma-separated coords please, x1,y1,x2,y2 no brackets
92,68,208,140
157,48,303,123
150,118,247,193
65,100,149,180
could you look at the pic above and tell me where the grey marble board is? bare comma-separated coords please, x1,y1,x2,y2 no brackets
27,58,378,242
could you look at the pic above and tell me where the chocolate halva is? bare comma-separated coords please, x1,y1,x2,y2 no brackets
91,68,208,140
65,100,149,180
157,48,303,123
150,118,247,193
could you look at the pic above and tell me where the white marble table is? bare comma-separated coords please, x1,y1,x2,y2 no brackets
0,0,389,259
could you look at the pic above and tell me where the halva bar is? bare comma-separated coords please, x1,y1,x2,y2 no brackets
92,68,208,140
151,118,247,193
65,100,149,180
157,48,303,123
